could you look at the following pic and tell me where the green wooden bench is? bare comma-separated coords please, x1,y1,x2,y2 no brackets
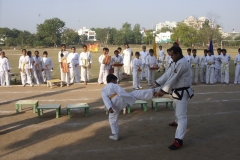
126,100,148,114
151,98,173,112
66,103,89,118
37,104,61,118
15,100,39,113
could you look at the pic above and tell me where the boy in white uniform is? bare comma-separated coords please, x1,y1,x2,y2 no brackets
165,49,173,72
79,45,92,85
0,51,11,86
102,74,158,141
58,44,69,86
234,48,240,84
190,49,200,85
67,47,80,84
146,49,158,86
111,50,123,83
185,48,192,67
214,48,222,83
123,44,133,76
117,47,123,80
220,49,231,84
206,50,215,85
98,48,112,84
132,52,142,90
140,46,149,80
157,45,165,72
33,51,43,84
200,49,208,83
27,51,37,84
154,46,194,150
42,51,53,82
18,49,33,87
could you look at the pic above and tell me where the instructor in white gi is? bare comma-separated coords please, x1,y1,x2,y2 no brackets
154,46,194,150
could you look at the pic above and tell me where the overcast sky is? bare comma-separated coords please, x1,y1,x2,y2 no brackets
0,0,239,33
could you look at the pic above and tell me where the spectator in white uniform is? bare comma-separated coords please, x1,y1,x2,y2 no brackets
58,44,69,86
234,48,240,84
117,47,123,80
79,45,92,85
220,49,231,84
190,49,200,85
98,48,112,84
200,49,208,83
214,48,222,83
132,52,142,90
206,50,215,85
0,51,11,86
165,49,173,72
140,46,149,80
157,45,165,72
33,51,43,84
146,49,158,86
42,51,53,82
67,47,80,84
123,44,133,76
185,48,192,67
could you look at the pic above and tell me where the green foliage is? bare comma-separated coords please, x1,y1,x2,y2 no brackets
61,28,79,45
142,30,153,45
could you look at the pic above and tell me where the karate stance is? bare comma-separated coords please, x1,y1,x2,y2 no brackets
42,51,53,82
214,48,222,83
58,44,69,86
154,46,194,150
18,49,33,87
200,49,208,83
102,74,158,141
79,45,92,85
111,50,123,83
146,49,158,86
33,51,43,84
98,48,111,84
132,52,142,90
0,51,11,86
206,50,215,85
220,49,231,84
68,47,80,84
140,46,149,80
234,48,240,84
190,49,200,85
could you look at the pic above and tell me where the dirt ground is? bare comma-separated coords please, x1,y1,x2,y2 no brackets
0,81,240,160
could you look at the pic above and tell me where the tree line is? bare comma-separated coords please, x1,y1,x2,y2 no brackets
0,17,239,48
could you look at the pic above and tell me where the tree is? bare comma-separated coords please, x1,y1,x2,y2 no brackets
80,35,87,45
36,18,65,47
133,24,142,44
61,28,79,45
171,22,198,47
159,27,173,33
108,28,117,44
142,30,154,45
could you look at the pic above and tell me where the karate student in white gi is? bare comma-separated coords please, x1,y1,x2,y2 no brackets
154,46,194,150
146,49,158,86
58,44,70,86
185,48,192,67
132,52,142,90
117,47,123,80
42,51,53,82
200,49,208,83
111,50,123,84
206,50,215,85
123,44,133,76
219,49,231,84
18,49,33,87
98,48,112,84
0,51,11,86
234,48,240,84
79,45,92,85
102,74,158,141
140,46,149,80
67,47,80,84
27,51,37,84
33,51,43,84
165,49,173,72
214,48,222,83
157,45,165,72
190,49,200,85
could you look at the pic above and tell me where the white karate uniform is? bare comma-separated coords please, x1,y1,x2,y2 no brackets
140,51,149,79
123,48,132,75
67,52,80,83
220,54,231,83
165,55,172,72
18,55,33,86
58,50,69,84
118,53,123,78
146,55,158,85
200,55,207,83
79,52,92,82
184,55,191,67
42,57,53,82
214,54,222,83
155,57,193,140
33,56,43,84
28,57,35,84
234,53,240,84
158,49,165,69
190,56,200,84
102,83,154,136
132,58,142,88
111,55,123,82
206,55,215,84
0,57,11,86
98,54,112,84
